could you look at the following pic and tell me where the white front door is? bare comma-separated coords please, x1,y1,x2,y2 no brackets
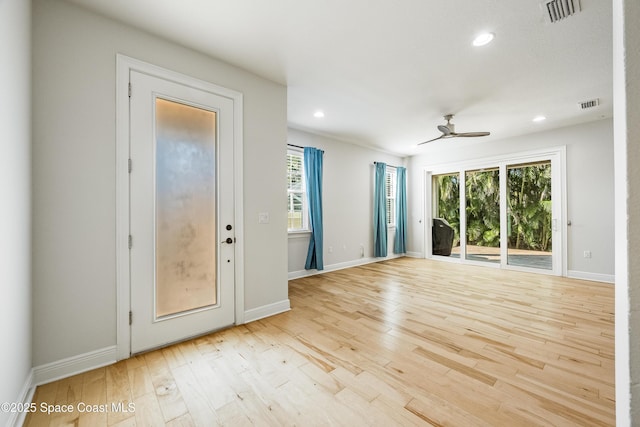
129,70,235,354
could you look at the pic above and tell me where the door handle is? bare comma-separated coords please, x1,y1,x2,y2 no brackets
222,237,233,244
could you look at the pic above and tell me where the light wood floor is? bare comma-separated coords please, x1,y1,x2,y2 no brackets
24,258,615,426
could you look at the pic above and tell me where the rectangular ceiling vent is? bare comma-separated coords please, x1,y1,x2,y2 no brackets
543,0,581,23
579,98,600,110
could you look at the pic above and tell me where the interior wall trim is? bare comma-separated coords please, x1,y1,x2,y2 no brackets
31,346,117,387
567,270,615,284
288,254,405,280
244,299,291,323
6,370,34,427
405,251,423,258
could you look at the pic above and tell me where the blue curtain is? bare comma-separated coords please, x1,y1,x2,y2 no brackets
394,167,407,254
373,162,387,257
304,147,324,270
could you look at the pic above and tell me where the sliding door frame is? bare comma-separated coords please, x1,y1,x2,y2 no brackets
423,146,567,276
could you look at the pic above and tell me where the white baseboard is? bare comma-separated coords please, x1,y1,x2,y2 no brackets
288,254,405,280
7,370,35,427
244,299,291,323
31,346,117,387
26,300,294,389
567,270,615,284
405,251,423,258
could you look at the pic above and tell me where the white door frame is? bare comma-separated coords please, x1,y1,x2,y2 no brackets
422,146,568,277
115,54,244,360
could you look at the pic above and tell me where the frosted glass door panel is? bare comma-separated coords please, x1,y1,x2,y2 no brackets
155,98,217,317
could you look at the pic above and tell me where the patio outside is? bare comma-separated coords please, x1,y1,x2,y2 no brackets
449,245,553,270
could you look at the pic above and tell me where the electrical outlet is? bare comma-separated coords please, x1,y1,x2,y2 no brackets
328,246,333,253
583,250,592,259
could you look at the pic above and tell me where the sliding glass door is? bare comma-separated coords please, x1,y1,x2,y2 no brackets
432,173,460,258
506,161,552,270
427,149,564,276
465,168,501,264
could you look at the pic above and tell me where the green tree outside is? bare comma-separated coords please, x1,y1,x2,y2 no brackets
465,168,500,247
434,162,551,252
434,173,460,247
507,162,552,251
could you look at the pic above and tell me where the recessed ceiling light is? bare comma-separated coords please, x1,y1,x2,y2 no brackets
313,111,325,118
532,115,547,122
473,32,495,47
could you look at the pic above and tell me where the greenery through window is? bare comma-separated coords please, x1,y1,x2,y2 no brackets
507,161,552,252
433,173,460,248
432,156,554,269
287,150,308,231
465,168,501,250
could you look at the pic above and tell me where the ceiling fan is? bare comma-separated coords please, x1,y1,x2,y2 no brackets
418,114,490,145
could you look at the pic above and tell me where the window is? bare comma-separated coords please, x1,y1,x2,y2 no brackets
386,167,396,227
287,149,308,231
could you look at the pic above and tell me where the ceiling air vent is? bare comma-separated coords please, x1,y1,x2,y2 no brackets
543,0,581,23
579,98,600,110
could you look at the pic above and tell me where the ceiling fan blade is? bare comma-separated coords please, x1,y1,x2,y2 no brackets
418,135,444,145
454,131,490,137
437,125,451,135
420,115,489,145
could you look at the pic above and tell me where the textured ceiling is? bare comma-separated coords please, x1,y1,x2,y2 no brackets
66,0,612,156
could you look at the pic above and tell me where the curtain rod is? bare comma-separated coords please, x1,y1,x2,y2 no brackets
288,144,325,154
374,161,403,169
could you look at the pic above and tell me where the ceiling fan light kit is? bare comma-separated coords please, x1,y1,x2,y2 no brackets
418,114,490,145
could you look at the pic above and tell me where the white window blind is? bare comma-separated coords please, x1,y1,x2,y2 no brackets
386,167,396,227
287,149,308,231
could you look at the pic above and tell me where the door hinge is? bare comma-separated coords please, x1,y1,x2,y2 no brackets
128,158,132,173
129,311,132,325
128,235,132,249
128,82,132,98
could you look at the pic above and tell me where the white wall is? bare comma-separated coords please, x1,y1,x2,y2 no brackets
407,118,614,278
21,1,639,422
32,0,288,367
0,0,32,423
287,128,405,275
614,0,640,424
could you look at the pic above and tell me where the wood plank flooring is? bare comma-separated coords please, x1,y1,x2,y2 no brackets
24,258,615,426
